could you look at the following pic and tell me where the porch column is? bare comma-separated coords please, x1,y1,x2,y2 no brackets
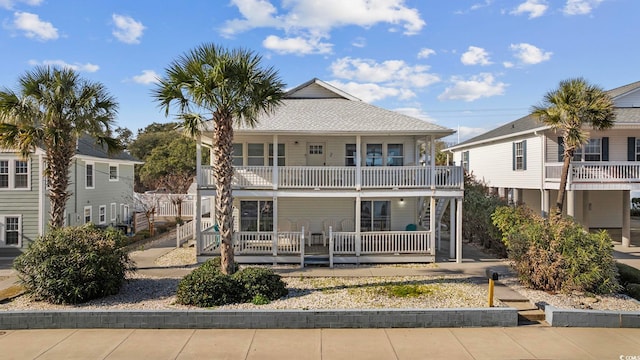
430,196,436,256
498,187,506,199
456,197,463,263
272,196,278,257
272,135,279,190
195,135,202,255
449,198,455,259
567,190,575,218
542,189,550,218
582,190,590,230
623,190,631,247
513,188,522,205
430,135,436,190
355,194,361,256
356,135,362,191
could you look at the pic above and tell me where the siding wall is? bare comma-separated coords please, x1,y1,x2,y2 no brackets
231,134,419,167
545,129,640,162
615,89,640,107
456,133,542,189
0,154,41,247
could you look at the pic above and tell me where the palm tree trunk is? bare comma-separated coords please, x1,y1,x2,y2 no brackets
213,113,236,274
555,150,574,215
45,137,74,229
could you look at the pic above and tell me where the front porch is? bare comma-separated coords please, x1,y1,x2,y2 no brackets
197,228,436,266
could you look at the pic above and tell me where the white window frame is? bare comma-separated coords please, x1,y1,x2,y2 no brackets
121,204,130,224
247,143,265,166
386,144,404,166
0,158,30,190
514,141,525,170
109,164,119,181
85,162,95,189
574,138,602,161
232,143,244,166
110,203,117,222
99,205,106,224
462,151,469,171
1,214,22,247
84,205,92,224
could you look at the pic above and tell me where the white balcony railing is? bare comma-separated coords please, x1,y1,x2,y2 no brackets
545,162,640,184
199,165,463,190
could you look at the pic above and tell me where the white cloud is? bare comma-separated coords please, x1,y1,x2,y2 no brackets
132,70,159,85
12,11,58,40
330,57,440,88
0,0,42,9
457,126,489,141
222,0,425,55
327,80,415,102
28,59,99,72
563,0,604,15
112,14,145,44
460,46,492,66
510,43,552,64
351,37,366,48
417,48,436,59
262,35,332,55
511,0,548,18
438,73,507,102
503,61,514,68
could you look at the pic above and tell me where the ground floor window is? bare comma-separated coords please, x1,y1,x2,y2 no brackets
99,205,106,224
3,215,20,246
240,200,273,232
361,200,390,231
84,206,92,224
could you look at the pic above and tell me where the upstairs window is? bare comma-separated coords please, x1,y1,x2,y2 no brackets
109,165,118,181
571,138,608,162
0,159,29,189
462,151,469,171
85,163,94,188
366,144,383,166
232,143,244,166
268,143,285,166
387,144,404,166
512,140,526,171
345,144,357,166
247,144,264,166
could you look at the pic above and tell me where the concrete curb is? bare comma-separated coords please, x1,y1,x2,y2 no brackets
545,305,640,327
0,308,518,329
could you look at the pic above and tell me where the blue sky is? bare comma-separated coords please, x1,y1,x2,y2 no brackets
0,0,637,142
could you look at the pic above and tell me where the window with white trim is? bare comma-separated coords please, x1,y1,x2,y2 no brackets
84,206,92,224
366,144,383,166
387,144,404,166
110,203,117,222
268,143,285,166
345,144,357,166
462,151,469,171
240,200,273,232
232,143,243,166
574,138,602,161
514,141,525,170
0,159,30,189
360,201,390,232
247,144,264,166
99,205,106,224
2,215,21,246
109,165,118,181
85,163,94,189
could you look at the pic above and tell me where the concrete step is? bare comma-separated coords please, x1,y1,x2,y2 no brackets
501,299,538,311
518,309,546,321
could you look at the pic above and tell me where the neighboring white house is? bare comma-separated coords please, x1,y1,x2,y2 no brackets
0,135,142,249
193,78,465,266
447,80,640,247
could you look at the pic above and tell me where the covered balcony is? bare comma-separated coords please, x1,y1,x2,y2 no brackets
544,162,640,190
198,165,463,191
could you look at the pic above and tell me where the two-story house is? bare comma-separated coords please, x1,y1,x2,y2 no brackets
447,80,640,247
0,135,141,249
192,79,465,266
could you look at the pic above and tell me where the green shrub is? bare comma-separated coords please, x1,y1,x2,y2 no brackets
232,267,288,301
616,263,640,286
175,259,243,307
13,225,132,304
136,230,151,239
625,283,640,300
492,206,620,294
463,173,508,256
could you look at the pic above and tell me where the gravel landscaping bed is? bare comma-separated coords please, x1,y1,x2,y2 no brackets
2,247,640,312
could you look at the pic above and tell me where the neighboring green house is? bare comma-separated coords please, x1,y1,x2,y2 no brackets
0,135,141,249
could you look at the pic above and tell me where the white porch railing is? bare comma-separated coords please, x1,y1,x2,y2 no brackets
199,165,463,190
176,219,215,248
545,162,640,184
201,231,303,254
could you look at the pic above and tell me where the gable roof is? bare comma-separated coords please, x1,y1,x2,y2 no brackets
448,80,640,151
204,78,454,137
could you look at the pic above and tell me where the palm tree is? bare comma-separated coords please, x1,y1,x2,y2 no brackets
153,43,285,274
0,66,119,229
532,78,616,215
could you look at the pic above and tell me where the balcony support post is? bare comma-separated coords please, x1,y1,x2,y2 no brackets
272,195,278,258
430,135,436,190
356,135,362,190
429,196,436,256
456,196,463,263
542,189,550,218
582,190,590,230
567,190,575,218
195,135,202,255
623,190,631,247
355,194,361,257
449,197,455,259
272,134,278,190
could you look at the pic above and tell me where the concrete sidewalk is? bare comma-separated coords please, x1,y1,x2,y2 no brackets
2,327,639,359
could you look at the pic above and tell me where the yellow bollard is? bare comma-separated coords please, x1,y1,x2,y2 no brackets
488,278,495,307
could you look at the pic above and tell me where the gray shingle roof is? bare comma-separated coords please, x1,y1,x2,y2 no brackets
448,81,640,150
76,135,141,163
200,78,452,137
233,98,453,136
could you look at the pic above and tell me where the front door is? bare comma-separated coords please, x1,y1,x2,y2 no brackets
307,143,326,166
